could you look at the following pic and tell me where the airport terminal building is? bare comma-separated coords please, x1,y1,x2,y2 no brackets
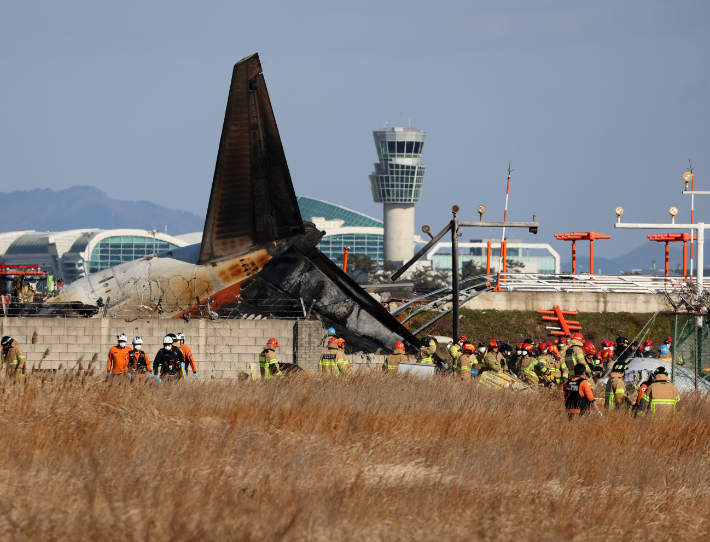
0,229,195,283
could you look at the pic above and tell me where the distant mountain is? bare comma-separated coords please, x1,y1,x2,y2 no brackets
561,241,701,275
0,186,205,235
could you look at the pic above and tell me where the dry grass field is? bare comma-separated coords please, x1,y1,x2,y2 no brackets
1,371,709,541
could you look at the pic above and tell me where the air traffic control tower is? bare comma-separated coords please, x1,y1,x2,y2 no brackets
368,125,427,263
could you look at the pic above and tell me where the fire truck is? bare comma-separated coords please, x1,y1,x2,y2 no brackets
0,264,54,304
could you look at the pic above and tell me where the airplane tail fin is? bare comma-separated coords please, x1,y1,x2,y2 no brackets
199,53,303,265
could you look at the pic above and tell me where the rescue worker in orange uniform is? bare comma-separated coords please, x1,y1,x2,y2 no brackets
564,363,602,419
637,366,681,418
605,361,632,411
336,338,350,373
176,332,198,379
482,340,504,373
1,336,26,378
259,338,282,380
456,343,474,381
319,337,342,374
107,333,132,376
127,337,152,379
383,341,408,371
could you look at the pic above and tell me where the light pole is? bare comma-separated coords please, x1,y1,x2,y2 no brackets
614,207,706,389
392,207,538,341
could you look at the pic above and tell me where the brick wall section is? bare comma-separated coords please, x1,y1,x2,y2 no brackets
0,317,328,379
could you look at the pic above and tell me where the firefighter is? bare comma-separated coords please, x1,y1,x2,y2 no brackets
605,361,632,411
499,342,513,370
600,340,615,371
107,333,132,377
564,364,602,419
520,343,549,386
153,335,185,381
637,366,681,418
659,337,673,356
473,342,487,375
417,337,436,364
319,337,342,375
582,342,603,378
127,337,152,379
537,342,559,384
513,342,526,376
564,333,585,378
639,340,656,358
547,341,567,382
615,337,631,364
1,336,26,378
658,344,672,361
456,343,474,381
483,339,504,373
176,332,198,379
336,338,350,374
383,341,407,371
258,338,282,380
447,335,468,364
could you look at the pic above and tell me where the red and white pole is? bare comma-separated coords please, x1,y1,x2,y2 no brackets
494,165,512,292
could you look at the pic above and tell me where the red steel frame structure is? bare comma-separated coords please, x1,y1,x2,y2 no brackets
647,233,696,277
554,232,611,274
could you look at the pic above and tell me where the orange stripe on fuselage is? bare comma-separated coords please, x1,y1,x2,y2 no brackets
175,249,272,319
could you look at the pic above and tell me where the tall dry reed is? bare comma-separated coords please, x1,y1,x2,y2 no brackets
0,371,708,541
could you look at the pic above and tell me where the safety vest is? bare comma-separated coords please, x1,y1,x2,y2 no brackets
128,351,149,375
565,376,592,415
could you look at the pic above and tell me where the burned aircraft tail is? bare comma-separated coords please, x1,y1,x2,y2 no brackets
197,53,420,352
199,53,304,265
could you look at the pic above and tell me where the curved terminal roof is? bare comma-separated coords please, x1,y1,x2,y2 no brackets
5,233,55,255
297,196,382,228
68,231,101,253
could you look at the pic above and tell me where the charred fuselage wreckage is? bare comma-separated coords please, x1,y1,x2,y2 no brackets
44,54,420,354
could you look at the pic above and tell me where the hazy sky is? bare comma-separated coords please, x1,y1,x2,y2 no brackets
1,1,709,258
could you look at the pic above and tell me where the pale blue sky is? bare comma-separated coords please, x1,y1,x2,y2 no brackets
1,1,709,258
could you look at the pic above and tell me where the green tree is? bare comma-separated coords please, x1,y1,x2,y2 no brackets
346,253,378,283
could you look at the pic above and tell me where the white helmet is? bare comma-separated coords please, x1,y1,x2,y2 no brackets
117,333,128,342
176,333,185,341
163,335,173,345
132,337,143,345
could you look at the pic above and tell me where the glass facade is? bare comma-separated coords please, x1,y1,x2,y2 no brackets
318,233,384,265
369,127,427,204
297,196,382,227
87,236,180,275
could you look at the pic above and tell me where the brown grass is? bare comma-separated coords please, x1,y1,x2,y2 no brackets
1,372,708,541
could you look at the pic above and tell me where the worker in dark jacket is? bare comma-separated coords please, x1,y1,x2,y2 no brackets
153,335,185,381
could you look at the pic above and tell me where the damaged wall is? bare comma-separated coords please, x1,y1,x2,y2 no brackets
0,317,325,379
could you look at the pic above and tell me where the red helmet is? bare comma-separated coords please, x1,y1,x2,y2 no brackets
328,337,339,345
395,341,405,350
463,343,475,354
643,339,653,347
545,341,553,348
489,339,500,348
337,338,345,348
665,337,673,343
538,343,548,353
267,338,279,348
572,333,584,342
601,340,614,348
582,342,596,355
457,335,468,344
522,343,533,353
557,337,568,345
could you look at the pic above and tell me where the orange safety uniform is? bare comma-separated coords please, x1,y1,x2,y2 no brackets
107,345,132,374
564,375,596,418
128,350,152,378
179,344,197,374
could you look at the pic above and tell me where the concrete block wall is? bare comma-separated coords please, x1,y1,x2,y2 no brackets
0,317,327,379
